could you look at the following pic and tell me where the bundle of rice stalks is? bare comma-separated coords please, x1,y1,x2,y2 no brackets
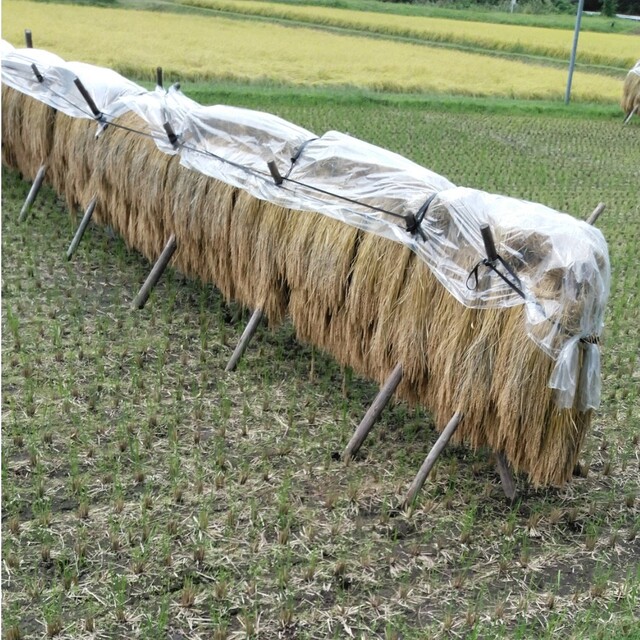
286,224,591,486
48,112,102,214
1,86,56,179
622,60,640,118
2,84,600,488
88,111,176,257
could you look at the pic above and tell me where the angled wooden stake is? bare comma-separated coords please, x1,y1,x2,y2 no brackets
624,106,637,125
403,412,463,508
132,234,177,310
586,202,605,226
225,308,264,372
18,164,47,222
343,363,403,461
495,452,517,502
66,197,97,260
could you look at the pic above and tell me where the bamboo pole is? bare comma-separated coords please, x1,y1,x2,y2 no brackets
495,452,517,502
624,106,637,125
132,234,177,309
586,202,605,226
403,412,463,508
66,197,97,260
18,164,47,223
225,308,264,372
343,363,403,460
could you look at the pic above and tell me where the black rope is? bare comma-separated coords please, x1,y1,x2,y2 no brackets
405,192,438,240
288,137,318,169
467,255,525,299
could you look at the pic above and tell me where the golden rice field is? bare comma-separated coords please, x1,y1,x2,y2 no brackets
1,0,625,102
182,0,639,69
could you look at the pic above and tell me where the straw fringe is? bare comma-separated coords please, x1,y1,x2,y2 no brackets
2,86,56,180
622,70,640,116
2,90,596,487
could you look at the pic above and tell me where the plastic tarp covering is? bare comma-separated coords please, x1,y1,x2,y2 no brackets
120,85,202,155
1,41,610,410
1,44,145,121
630,60,640,77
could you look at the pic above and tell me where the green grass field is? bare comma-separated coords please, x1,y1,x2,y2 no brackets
2,1,640,639
3,95,639,638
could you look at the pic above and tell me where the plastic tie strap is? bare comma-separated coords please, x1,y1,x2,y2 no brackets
405,192,438,241
467,224,524,299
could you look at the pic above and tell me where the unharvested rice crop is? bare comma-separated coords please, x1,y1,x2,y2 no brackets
1,85,603,487
182,0,638,69
1,0,623,102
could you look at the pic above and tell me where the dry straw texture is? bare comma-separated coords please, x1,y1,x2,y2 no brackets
2,91,595,487
621,66,640,117
1,85,56,180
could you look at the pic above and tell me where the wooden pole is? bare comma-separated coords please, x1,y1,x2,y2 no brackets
624,106,637,125
586,202,605,226
403,412,463,508
18,164,47,222
495,452,517,502
132,234,177,309
225,308,264,372
66,197,97,260
343,363,403,460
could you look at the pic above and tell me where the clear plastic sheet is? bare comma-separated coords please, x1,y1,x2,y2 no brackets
121,85,202,155
1,44,145,121
630,60,640,77
1,41,610,409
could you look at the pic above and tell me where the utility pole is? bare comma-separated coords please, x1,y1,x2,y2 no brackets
565,0,585,105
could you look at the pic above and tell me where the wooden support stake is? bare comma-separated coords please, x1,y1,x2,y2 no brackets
66,197,97,260
495,451,517,502
225,308,264,372
586,202,605,226
132,234,177,310
343,363,403,460
403,412,463,508
18,164,46,222
623,106,637,125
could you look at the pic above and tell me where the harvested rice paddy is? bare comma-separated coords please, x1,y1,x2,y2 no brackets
1,2,639,638
2,87,639,638
0,0,627,102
